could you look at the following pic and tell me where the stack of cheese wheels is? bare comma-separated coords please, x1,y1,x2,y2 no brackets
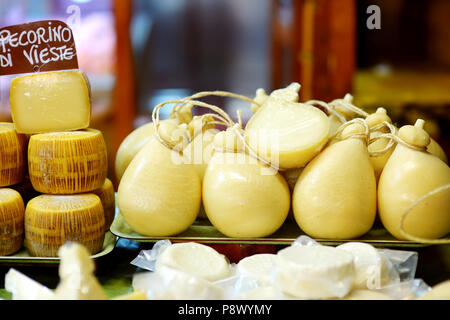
7,70,116,257
0,123,27,255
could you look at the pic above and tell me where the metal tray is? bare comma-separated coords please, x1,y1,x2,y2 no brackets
0,232,117,265
110,210,428,248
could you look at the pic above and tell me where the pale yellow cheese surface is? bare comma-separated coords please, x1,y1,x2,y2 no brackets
10,70,91,134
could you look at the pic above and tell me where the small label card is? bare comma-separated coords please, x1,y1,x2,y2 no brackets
0,20,78,75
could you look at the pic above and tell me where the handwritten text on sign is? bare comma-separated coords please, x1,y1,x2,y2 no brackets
0,20,78,75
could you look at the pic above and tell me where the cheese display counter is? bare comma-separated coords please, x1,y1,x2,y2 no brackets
0,0,449,303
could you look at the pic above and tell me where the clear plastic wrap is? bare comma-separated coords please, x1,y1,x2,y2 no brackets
129,238,432,300
130,239,172,271
132,267,225,300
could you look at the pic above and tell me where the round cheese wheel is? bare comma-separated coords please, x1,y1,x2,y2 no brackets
92,178,115,231
28,129,108,194
0,123,26,187
0,188,25,255
25,194,105,257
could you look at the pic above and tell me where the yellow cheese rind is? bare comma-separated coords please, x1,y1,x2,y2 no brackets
10,70,91,134
0,123,26,187
117,137,201,237
0,188,25,256
245,98,329,169
24,194,105,257
202,152,290,238
28,129,108,194
115,122,155,182
92,178,115,230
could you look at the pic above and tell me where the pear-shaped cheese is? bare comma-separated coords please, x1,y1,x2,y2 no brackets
115,122,156,182
117,137,201,236
202,152,290,238
378,120,450,240
293,123,377,239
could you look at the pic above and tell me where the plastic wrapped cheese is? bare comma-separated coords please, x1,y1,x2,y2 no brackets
236,254,278,286
132,267,225,300
155,242,231,282
337,242,390,289
275,245,355,299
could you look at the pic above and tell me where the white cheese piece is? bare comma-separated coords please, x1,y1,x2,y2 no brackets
53,243,106,300
5,269,55,300
132,267,224,300
337,242,390,289
236,254,278,286
155,242,231,282
276,245,355,299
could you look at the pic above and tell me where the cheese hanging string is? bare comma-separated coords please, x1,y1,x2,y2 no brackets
304,99,347,124
399,184,450,244
366,121,398,157
152,96,283,171
369,131,429,155
305,94,369,121
170,91,261,121
329,94,370,118
326,118,371,146
369,119,449,244
152,99,234,151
